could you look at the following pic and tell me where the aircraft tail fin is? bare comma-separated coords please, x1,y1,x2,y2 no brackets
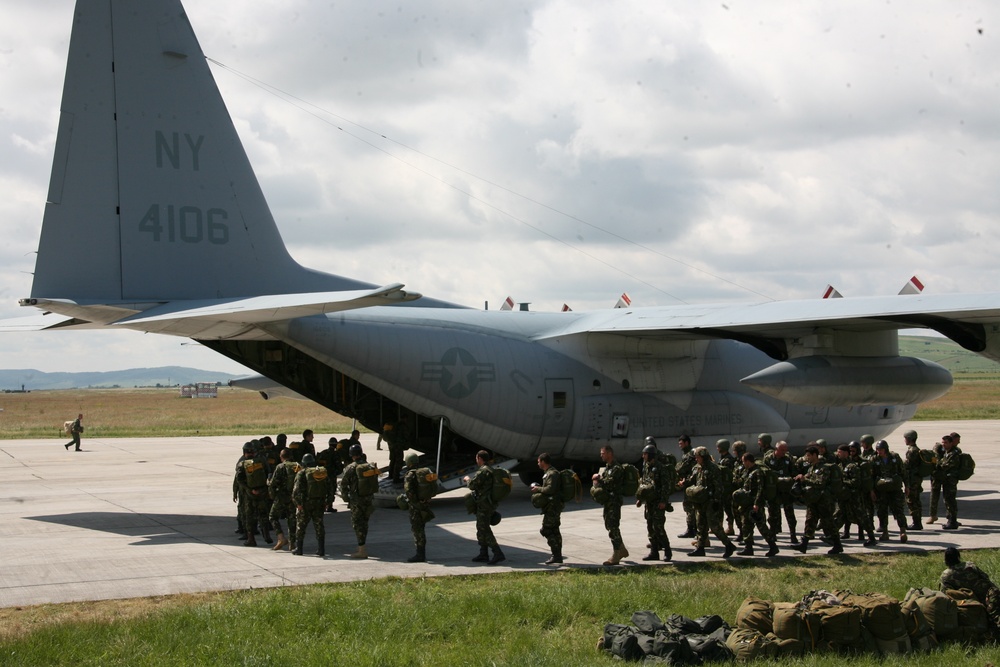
898,276,924,295
31,0,363,304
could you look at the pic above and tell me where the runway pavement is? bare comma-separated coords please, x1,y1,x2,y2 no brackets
1,421,997,608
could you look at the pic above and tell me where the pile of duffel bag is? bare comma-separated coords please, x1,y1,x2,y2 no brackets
599,587,991,662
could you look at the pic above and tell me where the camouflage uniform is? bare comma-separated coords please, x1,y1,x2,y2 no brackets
689,458,735,554
717,450,737,533
596,461,625,551
762,451,799,543
403,465,433,552
675,447,697,536
730,447,749,539
536,466,565,558
903,442,925,526
739,464,777,554
384,420,411,483
836,455,876,545
941,561,1000,640
235,451,272,544
928,442,945,522
873,450,908,539
292,465,332,554
468,464,499,550
639,456,674,558
316,443,343,511
937,445,963,528
268,459,302,545
340,455,375,548
797,459,842,553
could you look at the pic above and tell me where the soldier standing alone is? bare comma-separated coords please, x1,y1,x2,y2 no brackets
530,452,565,565
592,445,629,565
464,450,505,564
636,438,674,562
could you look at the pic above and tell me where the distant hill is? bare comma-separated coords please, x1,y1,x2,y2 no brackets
0,366,246,391
897,335,1000,374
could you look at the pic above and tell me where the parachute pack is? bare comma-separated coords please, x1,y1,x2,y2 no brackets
917,449,937,477
620,463,640,497
491,466,513,502
414,467,440,501
62,420,74,435
956,452,976,481
560,468,583,503
242,459,267,488
305,466,329,499
355,461,381,496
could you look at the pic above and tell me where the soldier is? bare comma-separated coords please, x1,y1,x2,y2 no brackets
292,453,332,556
267,448,301,551
872,440,908,543
763,441,800,546
464,450,505,564
63,413,84,451
382,419,411,483
927,437,946,524
902,429,924,530
737,453,779,557
259,436,279,472
592,445,629,565
936,433,963,530
530,452,565,565
835,444,877,548
716,439,737,535
340,443,376,559
680,446,736,558
675,435,697,539
636,438,674,562
859,434,876,461
757,433,773,456
316,437,343,513
793,445,843,555
301,429,317,458
816,439,836,465
235,441,272,547
856,436,878,536
402,453,434,563
940,547,1000,640
731,441,749,542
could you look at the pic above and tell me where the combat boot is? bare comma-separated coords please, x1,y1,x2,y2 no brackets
723,542,736,559
827,543,844,555
262,525,272,544
908,519,923,531
738,540,754,557
350,545,368,559
488,547,506,565
472,547,490,562
928,515,938,524
678,528,696,539
841,525,851,540
943,518,960,530
688,546,706,557
243,534,257,547
545,549,563,565
292,539,304,556
795,538,809,554
272,532,287,551
603,549,622,566
789,530,800,546
663,546,672,561
408,546,427,563
642,549,660,561
725,519,735,535
766,541,779,558
317,541,325,557
879,529,889,542
864,531,878,548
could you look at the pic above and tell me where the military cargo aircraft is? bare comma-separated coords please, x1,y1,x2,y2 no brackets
6,0,1000,476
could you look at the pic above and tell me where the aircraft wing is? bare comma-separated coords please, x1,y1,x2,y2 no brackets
541,292,1000,361
0,312,98,331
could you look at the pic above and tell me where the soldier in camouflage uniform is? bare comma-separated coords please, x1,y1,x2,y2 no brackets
636,438,674,562
940,547,1000,641
927,437,947,524
730,441,749,542
716,439,737,536
681,447,736,558
464,450,505,564
835,444,877,548
530,452,565,565
592,445,629,565
675,435,698,538
902,429,925,530
936,433,963,530
292,453,332,556
403,453,434,563
267,448,301,551
235,441,272,547
793,445,843,555
316,437,343,513
763,441,800,546
858,434,878,533
340,444,376,559
872,440,908,542
737,453,779,557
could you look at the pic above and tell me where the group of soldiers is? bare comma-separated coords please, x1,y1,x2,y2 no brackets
585,429,970,565
233,427,435,563
232,425,970,567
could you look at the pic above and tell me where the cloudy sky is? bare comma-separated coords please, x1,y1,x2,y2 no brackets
0,0,997,377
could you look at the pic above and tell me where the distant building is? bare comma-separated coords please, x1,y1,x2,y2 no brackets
179,382,218,398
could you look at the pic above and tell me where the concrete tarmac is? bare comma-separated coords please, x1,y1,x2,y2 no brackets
1,421,997,608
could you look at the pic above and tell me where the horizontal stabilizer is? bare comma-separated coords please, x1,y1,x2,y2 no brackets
0,312,88,332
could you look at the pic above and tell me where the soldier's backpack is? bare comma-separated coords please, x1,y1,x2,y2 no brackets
355,461,381,496
414,467,440,501
559,468,582,502
836,591,906,641
305,466,330,499
760,465,778,501
903,588,958,639
956,452,976,481
620,462,640,497
917,449,937,477
62,420,74,435
827,462,845,499
242,459,267,488
725,628,778,662
491,466,513,502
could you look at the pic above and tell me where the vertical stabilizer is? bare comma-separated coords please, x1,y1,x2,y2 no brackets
32,0,364,303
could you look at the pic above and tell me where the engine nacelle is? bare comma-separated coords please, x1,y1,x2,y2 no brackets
740,356,952,407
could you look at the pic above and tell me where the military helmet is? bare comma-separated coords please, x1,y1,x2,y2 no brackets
716,439,730,451
903,429,918,441
860,434,875,446
301,453,316,466
405,453,419,467
875,440,889,451
694,446,709,458
242,441,255,453
815,438,827,449
758,433,772,447
642,444,657,456
644,436,657,447
490,511,502,526
349,443,363,458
